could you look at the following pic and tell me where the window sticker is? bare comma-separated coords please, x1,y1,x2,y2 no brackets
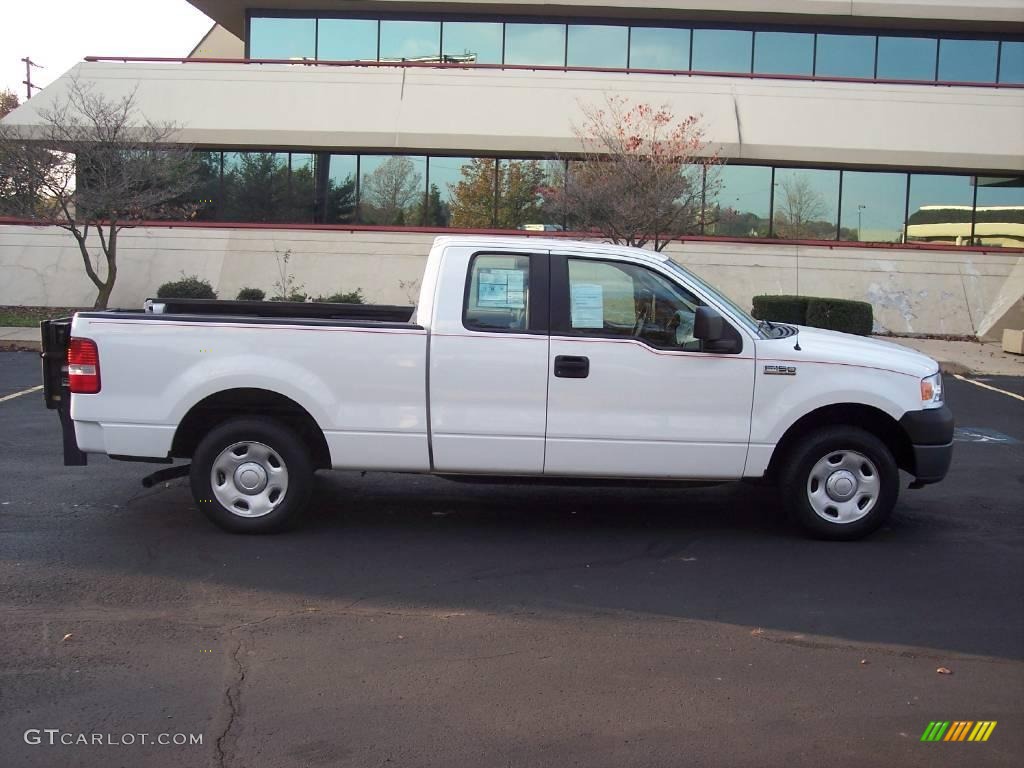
571,283,604,328
477,268,526,309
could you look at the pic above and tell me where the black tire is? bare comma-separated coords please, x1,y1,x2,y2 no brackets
780,426,899,541
190,416,313,533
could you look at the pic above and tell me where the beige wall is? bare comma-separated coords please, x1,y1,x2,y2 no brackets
188,24,244,59
2,224,1019,337
5,62,1022,174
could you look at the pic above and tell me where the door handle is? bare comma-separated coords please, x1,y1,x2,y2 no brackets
554,355,589,379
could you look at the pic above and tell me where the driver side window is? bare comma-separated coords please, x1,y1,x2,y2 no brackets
565,258,704,350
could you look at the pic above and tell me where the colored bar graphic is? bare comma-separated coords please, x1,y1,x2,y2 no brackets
921,721,996,742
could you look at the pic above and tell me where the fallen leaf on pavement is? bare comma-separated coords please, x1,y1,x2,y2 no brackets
62,633,73,642
936,667,952,675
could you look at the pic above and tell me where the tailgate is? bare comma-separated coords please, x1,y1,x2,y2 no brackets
39,317,87,465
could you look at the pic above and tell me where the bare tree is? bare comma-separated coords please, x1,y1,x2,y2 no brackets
360,156,422,225
773,176,828,240
0,79,200,308
548,96,720,251
0,89,19,119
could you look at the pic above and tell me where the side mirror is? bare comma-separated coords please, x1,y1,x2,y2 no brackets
693,306,724,342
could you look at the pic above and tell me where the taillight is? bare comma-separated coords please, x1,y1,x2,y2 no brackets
68,338,101,394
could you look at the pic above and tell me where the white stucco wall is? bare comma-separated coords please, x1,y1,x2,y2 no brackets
1,223,1019,337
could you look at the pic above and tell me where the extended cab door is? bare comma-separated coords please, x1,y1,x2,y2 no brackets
544,253,755,479
428,245,550,474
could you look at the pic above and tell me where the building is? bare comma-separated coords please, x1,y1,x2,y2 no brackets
2,1,1023,336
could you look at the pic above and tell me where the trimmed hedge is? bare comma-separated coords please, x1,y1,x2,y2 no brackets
236,287,265,301
156,275,217,300
805,298,873,336
752,294,873,336
313,289,365,304
751,295,809,325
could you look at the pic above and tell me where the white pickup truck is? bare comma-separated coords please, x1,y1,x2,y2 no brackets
41,235,952,540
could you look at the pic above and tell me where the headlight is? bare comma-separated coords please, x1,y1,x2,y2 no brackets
920,372,944,408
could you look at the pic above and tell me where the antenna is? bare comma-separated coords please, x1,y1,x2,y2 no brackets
21,57,43,100
793,326,801,351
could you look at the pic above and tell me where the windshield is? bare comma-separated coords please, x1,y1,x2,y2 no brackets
665,258,762,337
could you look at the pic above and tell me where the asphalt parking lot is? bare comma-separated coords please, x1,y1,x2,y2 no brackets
0,349,1022,767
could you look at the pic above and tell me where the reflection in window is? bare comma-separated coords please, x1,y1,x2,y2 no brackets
704,165,771,238
877,36,937,80
443,21,502,64
190,151,221,221
839,171,908,243
692,29,752,73
440,157,496,228
324,154,357,224
906,174,974,245
772,168,840,240
317,19,377,61
754,31,813,75
567,25,628,68
938,39,998,82
497,159,557,229
629,27,690,70
222,152,290,223
998,41,1024,84
815,34,875,78
379,20,440,62
249,17,316,59
284,153,318,223
972,177,1024,247
504,23,566,66
359,155,426,225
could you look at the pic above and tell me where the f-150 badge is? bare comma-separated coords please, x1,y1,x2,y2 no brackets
764,364,797,376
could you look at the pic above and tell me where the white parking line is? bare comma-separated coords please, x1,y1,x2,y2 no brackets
952,374,1024,403
0,385,43,403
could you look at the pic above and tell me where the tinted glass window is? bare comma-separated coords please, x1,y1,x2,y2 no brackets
999,41,1024,83
249,17,316,59
442,21,502,64
567,25,628,68
754,31,814,75
772,168,840,240
938,38,998,82
438,157,497,228
839,171,908,243
704,165,771,238
629,27,690,70
359,155,427,225
189,151,221,221
379,20,440,61
465,253,532,332
325,154,357,224
565,259,704,350
692,29,752,73
973,177,1024,247
505,23,566,66
222,152,290,222
317,18,377,61
877,36,937,80
815,34,875,78
497,159,556,229
906,174,974,244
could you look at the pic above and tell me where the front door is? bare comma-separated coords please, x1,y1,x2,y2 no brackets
544,254,755,479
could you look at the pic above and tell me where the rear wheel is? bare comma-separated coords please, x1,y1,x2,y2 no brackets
780,426,898,540
190,417,313,533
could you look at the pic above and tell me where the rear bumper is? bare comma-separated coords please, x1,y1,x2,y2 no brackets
899,405,954,485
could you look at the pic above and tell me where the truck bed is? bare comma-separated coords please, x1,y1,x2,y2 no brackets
143,298,416,324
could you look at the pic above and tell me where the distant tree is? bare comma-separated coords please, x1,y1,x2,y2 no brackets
773,176,829,239
361,156,422,225
221,152,287,223
0,79,200,308
0,89,19,119
449,158,553,229
324,173,356,224
547,96,719,251
411,183,449,227
449,158,497,227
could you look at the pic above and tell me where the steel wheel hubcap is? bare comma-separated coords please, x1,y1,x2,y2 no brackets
807,449,880,524
211,441,288,518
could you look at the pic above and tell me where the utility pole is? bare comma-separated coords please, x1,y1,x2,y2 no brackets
21,57,43,100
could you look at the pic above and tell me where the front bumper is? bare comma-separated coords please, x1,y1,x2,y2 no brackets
899,405,954,485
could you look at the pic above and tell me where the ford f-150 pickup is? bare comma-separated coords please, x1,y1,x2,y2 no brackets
40,235,953,539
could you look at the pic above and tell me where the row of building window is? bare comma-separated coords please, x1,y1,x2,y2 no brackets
187,151,1024,248
248,14,1024,84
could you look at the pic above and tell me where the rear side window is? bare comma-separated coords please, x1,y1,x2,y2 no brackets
464,254,532,332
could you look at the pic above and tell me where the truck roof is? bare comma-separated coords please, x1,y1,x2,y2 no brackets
430,235,672,266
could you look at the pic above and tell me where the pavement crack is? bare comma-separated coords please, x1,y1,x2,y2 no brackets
213,635,247,768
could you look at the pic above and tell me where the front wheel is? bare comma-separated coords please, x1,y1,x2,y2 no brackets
190,417,313,533
780,426,899,540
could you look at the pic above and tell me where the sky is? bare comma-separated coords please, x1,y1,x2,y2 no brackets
1,0,213,99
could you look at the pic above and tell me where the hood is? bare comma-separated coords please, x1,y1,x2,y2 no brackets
756,326,939,379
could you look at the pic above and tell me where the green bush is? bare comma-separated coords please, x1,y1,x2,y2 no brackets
313,289,365,304
751,295,809,325
236,287,265,301
156,275,216,300
268,292,308,303
805,298,874,336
